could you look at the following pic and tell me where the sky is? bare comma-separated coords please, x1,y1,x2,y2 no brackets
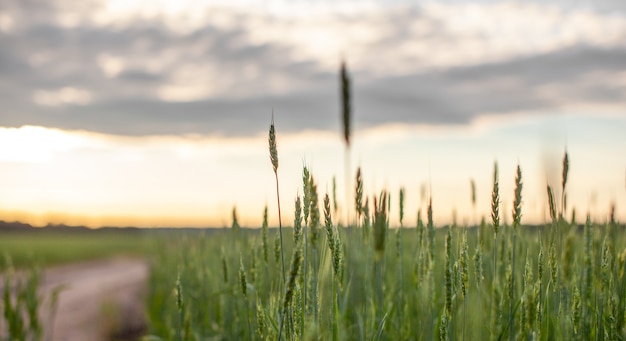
0,0,625,227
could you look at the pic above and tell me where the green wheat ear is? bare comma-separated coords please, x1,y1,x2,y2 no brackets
444,228,452,316
473,238,484,284
256,303,267,339
323,193,339,277
293,196,303,244
262,206,269,262
239,257,248,298
491,162,500,236
512,165,523,229
460,230,469,298
355,168,363,218
309,175,320,247
324,193,333,232
303,166,311,223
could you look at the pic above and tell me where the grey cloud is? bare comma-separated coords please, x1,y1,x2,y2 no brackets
1,92,337,136
0,1,625,137
117,69,163,83
447,47,626,85
353,46,626,128
1,22,303,101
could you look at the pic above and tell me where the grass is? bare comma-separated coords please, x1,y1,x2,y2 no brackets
0,230,150,340
0,231,150,270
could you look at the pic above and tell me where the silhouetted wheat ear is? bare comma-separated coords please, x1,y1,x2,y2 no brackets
355,168,363,217
562,150,569,195
547,185,557,224
373,191,388,259
399,187,405,226
470,178,476,207
269,115,278,173
340,60,351,146
561,150,569,216
232,207,240,231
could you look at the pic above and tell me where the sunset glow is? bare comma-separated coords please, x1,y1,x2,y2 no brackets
1,111,624,228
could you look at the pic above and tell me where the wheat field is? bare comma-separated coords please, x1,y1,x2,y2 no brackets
142,122,625,340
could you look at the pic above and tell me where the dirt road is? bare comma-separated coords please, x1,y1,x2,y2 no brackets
38,257,149,341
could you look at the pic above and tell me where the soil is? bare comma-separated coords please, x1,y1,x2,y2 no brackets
38,257,149,341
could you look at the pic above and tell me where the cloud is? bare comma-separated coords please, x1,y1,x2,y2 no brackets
0,0,625,136
354,46,626,127
34,87,92,106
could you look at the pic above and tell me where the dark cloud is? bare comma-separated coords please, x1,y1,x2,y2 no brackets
353,46,626,128
0,1,625,137
116,69,163,83
447,47,626,85
9,92,336,136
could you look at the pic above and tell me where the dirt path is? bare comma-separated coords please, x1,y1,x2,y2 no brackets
39,257,149,341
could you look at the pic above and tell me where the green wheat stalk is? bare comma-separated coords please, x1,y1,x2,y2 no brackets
373,191,388,325
324,193,342,341
269,114,286,285
278,242,303,341
509,164,523,341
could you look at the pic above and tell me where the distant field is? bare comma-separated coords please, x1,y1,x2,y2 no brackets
0,230,153,269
